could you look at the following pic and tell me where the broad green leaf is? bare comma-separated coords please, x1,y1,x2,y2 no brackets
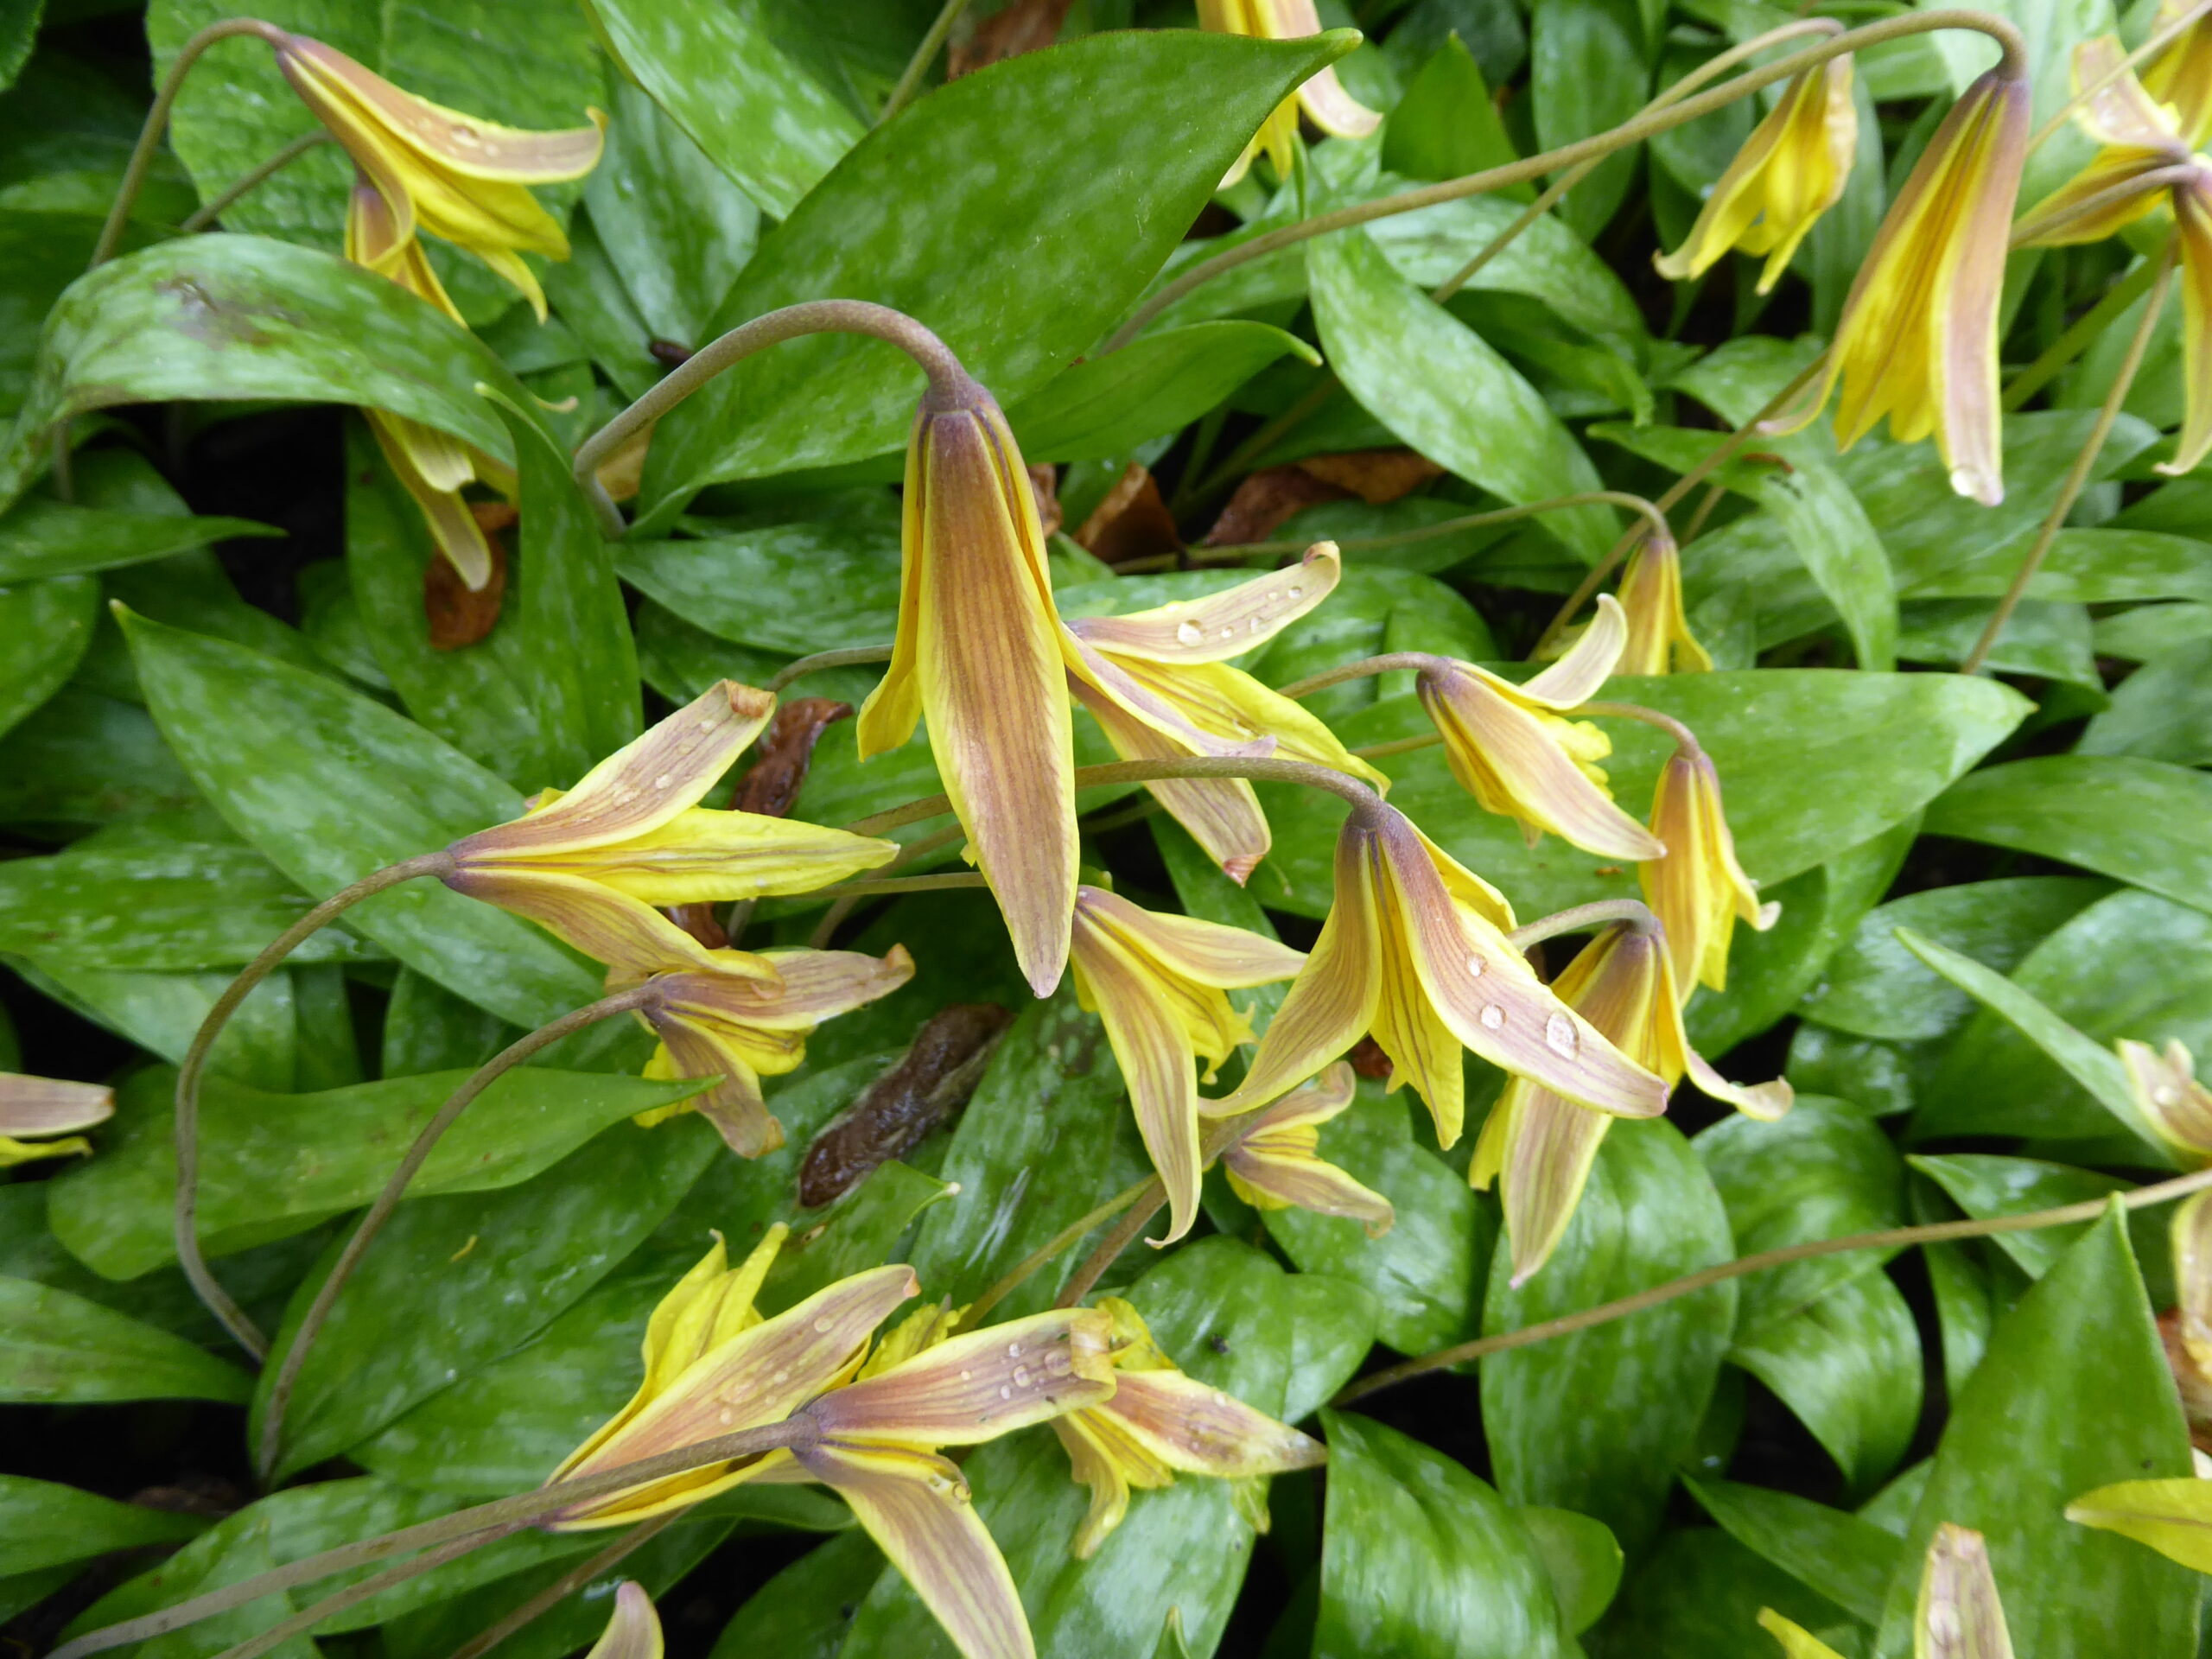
0,1477,208,1576
1382,33,1532,199
2,237,537,505
2094,600,2212,662
10,957,300,1091
637,29,1355,520
380,966,511,1077
1683,1477,1904,1625
1914,889,2212,1141
1800,878,2112,1043
1897,597,2099,685
2080,636,2212,766
1589,1527,1856,1657
1316,1410,1571,1659
254,1116,718,1479
1007,321,1318,463
0,684,190,828
584,0,861,219
1921,1233,2027,1402
1364,198,1644,345
120,609,603,1027
0,1276,251,1403
1738,460,1897,672
1307,225,1611,563
1529,0,1649,239
1732,1269,1923,1494
1906,1155,2169,1300
541,213,664,400
1872,1206,2195,1659
713,1534,884,1659
47,1060,705,1280
1262,1084,1488,1355
1483,1119,1737,1554
1257,670,2029,922
1516,1506,1624,1635
0,498,279,582
0,572,95,741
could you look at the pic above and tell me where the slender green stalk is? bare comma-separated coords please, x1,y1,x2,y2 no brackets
1349,732,1441,760
2002,255,2166,411
1505,899,1659,950
175,851,454,1360
255,983,658,1482
1101,10,2027,353
1335,1170,2212,1405
1277,651,1440,701
2028,0,2212,150
765,645,895,695
92,16,288,267
880,0,977,125
178,129,332,232
1962,238,2177,674
1180,372,1342,506
967,1176,1160,1324
207,1526,530,1659
445,1512,683,1659
1580,698,1701,752
1053,1179,1167,1308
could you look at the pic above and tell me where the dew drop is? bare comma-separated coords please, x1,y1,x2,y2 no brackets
1464,954,1484,979
718,1408,734,1425
1011,1364,1033,1388
1479,1005,1505,1030
959,1370,973,1382
1249,616,1263,632
1545,1013,1579,1057
1287,585,1304,599
999,1385,1013,1401
813,1316,835,1333
2157,1084,2183,1107
1007,1342,1023,1357
772,1369,790,1385
1175,620,1204,645
1219,626,1235,639
1045,1350,1072,1376
652,772,674,789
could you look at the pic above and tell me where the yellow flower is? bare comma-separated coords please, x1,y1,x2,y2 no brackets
1469,918,1789,1283
2068,1476,2212,1575
2117,1037,2212,1370
584,1583,659,1659
1067,886,1306,1243
1638,740,1778,995
1212,1063,1395,1236
1758,1523,2014,1658
1612,531,1713,675
856,374,1077,999
2013,40,2212,476
635,946,917,1157
550,1254,1114,1659
2144,0,2212,148
274,31,603,320
1197,0,1381,188
1413,595,1664,860
1212,798,1668,1147
1767,66,2030,505
0,1073,111,1167
1049,1296,1325,1559
441,682,896,977
1064,543,1389,884
1654,60,1858,294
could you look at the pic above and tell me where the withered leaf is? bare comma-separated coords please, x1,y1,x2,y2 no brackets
732,697,855,819
799,1003,1015,1206
1074,461,1182,566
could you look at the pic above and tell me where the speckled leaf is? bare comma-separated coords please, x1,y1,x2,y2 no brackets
1530,0,1649,240
1683,1477,1903,1625
0,1277,251,1404
0,1477,208,1576
1587,1527,1856,1657
1732,1270,1923,1494
1007,321,1318,464
711,1534,884,1659
0,573,95,741
0,499,279,582
1906,1155,2169,1300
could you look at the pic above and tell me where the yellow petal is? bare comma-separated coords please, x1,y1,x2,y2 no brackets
657,946,917,1037
1516,593,1630,708
584,1583,662,1659
1260,1,1381,137
1916,1522,2015,1659
2145,0,2212,147
650,1016,785,1156
1639,746,1777,995
534,809,899,906
2164,183,2212,478
1077,887,1306,989
1492,1081,1615,1284
442,866,761,977
363,410,493,591
1074,682,1274,882
345,180,463,324
1758,1608,1852,1659
802,1308,1116,1446
1613,534,1713,676
1095,1368,1325,1478
2065,1477,2212,1573
0,1073,112,1137
2072,36,2189,149
2175,1188,2212,1370
2012,149,2177,247
1066,544,1343,664
0,1135,93,1167
1052,1411,1156,1559
2118,1036,2212,1155
1220,1077,1395,1237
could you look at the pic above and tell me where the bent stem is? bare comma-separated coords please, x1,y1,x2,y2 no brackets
176,851,454,1360
967,1175,1160,1324
1962,238,2177,675
255,983,659,1483
765,644,894,695
179,129,332,232
1102,10,2026,353
1580,698,1701,752
1506,899,1661,950
446,1512,683,1659
1336,1167,2212,1406
1054,1179,1168,1307
93,16,289,267
572,302,973,536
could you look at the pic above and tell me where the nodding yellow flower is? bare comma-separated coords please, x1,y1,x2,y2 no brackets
1639,740,1778,995
1759,1523,2013,1659
1654,60,1858,294
1049,1296,1325,1559
552,1255,1113,1659
442,682,896,977
2014,40,2212,476
2117,1036,2212,1159
1469,918,1789,1284
273,31,603,320
1069,886,1306,1244
1212,798,1668,1147
1197,0,1381,188
1213,1063,1395,1236
856,372,1077,1001
1064,544,1388,884
584,1583,661,1659
634,946,916,1157
1612,531,1713,675
2144,0,2212,148
1766,66,2030,506
0,1073,111,1167
1413,595,1665,861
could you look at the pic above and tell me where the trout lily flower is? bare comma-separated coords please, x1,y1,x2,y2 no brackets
2013,39,2212,475
2144,0,2212,148
633,946,917,1157
1412,595,1664,860
1639,739,1778,995
0,1073,111,1167
1212,1063,1395,1236
1766,66,2031,505
1068,886,1306,1244
442,683,896,976
1470,917,1789,1283
1654,59,1858,293
1065,543,1389,883
1198,0,1380,188
856,371,1077,1000
584,1582,659,1659
1613,531,1713,675
1759,1523,2012,1659
1213,798,1668,1147
2118,1037,2212,1364
274,30,603,320
550,1249,1113,1659
1050,1296,1325,1559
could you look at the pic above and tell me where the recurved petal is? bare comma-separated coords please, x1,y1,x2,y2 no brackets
364,412,493,590
0,1073,112,1136
1233,1060,1357,1132
1121,658,1391,790
2119,1037,2212,1154
1067,638,1274,760
549,809,899,906
1067,545,1343,664
1260,0,1380,134
2073,35,2186,149
650,1020,785,1158
1071,925,1210,1243
658,947,917,1034
1757,1608,1852,1659
1222,1130,1395,1236
1519,594,1628,708
585,1583,662,1659
805,1308,1115,1447
1493,1083,1615,1284
1097,1369,1325,1478
2011,150,2175,246
459,683,778,856
1077,683,1273,881
798,1442,1035,1659
1077,887,1306,989
442,867,761,978
2065,1477,2212,1573
1916,1523,2015,1659
1052,1413,1154,1559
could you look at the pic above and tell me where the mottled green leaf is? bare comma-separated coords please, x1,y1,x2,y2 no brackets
1007,321,1317,464
1529,0,1649,238
1683,1477,1903,1625
1516,1505,1624,1635
711,1534,882,1659
0,1477,208,1576
0,498,279,582
0,1276,251,1403
0,571,95,741
1588,1527,1854,1658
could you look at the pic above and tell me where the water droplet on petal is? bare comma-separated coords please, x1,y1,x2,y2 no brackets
653,772,673,789
814,1316,834,1332
1480,1005,1505,1030
1012,1364,1033,1388
1219,626,1235,639
772,1368,790,1384
718,1407,734,1424
1249,616,1262,632
1007,1342,1023,1357
1176,620,1204,645
1464,954,1484,979
959,1370,973,1382
1287,585,1304,599
999,1385,1013,1401
2157,1084,2183,1106
1545,1013,1579,1056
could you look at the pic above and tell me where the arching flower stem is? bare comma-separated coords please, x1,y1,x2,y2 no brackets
1505,899,1664,951
256,982,660,1483
765,645,895,695
207,1525,535,1659
965,1176,1162,1325
177,130,334,232
1577,699,1702,752
175,850,456,1360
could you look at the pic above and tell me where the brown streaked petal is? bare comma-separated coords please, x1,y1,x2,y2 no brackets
1066,636,1274,760
1917,1523,2015,1659
1077,887,1306,989
1370,872,1471,1146
1516,594,1629,708
1496,1083,1615,1285
442,867,769,979
1406,823,1517,932
1052,1411,1162,1559
1076,680,1274,881
1096,1368,1326,1478
544,809,898,906
1613,536,1713,676
2072,36,2186,149
584,1581,662,1659
803,1308,1116,1446
1210,823,1384,1116
796,1441,1035,1659
2012,150,2176,246
1222,1134,1395,1236
1066,544,1343,664
457,683,777,856
854,409,928,760
1111,657,1391,791
1071,924,1211,1243
649,1022,784,1158
658,947,917,1035
0,1074,113,1136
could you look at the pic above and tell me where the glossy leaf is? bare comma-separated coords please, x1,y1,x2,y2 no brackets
1906,1155,2169,1302
0,1476,207,1576
0,1276,251,1403
1363,195,1643,345
1530,0,1648,239
1732,1269,1923,1494
2079,637,2212,766
1683,1477,1904,1626
710,1533,883,1659
1516,1505,1624,1635
0,499,278,582
1007,322,1318,464
0,572,95,741
1591,1527,1857,1657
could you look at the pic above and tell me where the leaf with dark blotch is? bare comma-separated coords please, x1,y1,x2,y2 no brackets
733,697,855,820
800,1003,1014,1207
